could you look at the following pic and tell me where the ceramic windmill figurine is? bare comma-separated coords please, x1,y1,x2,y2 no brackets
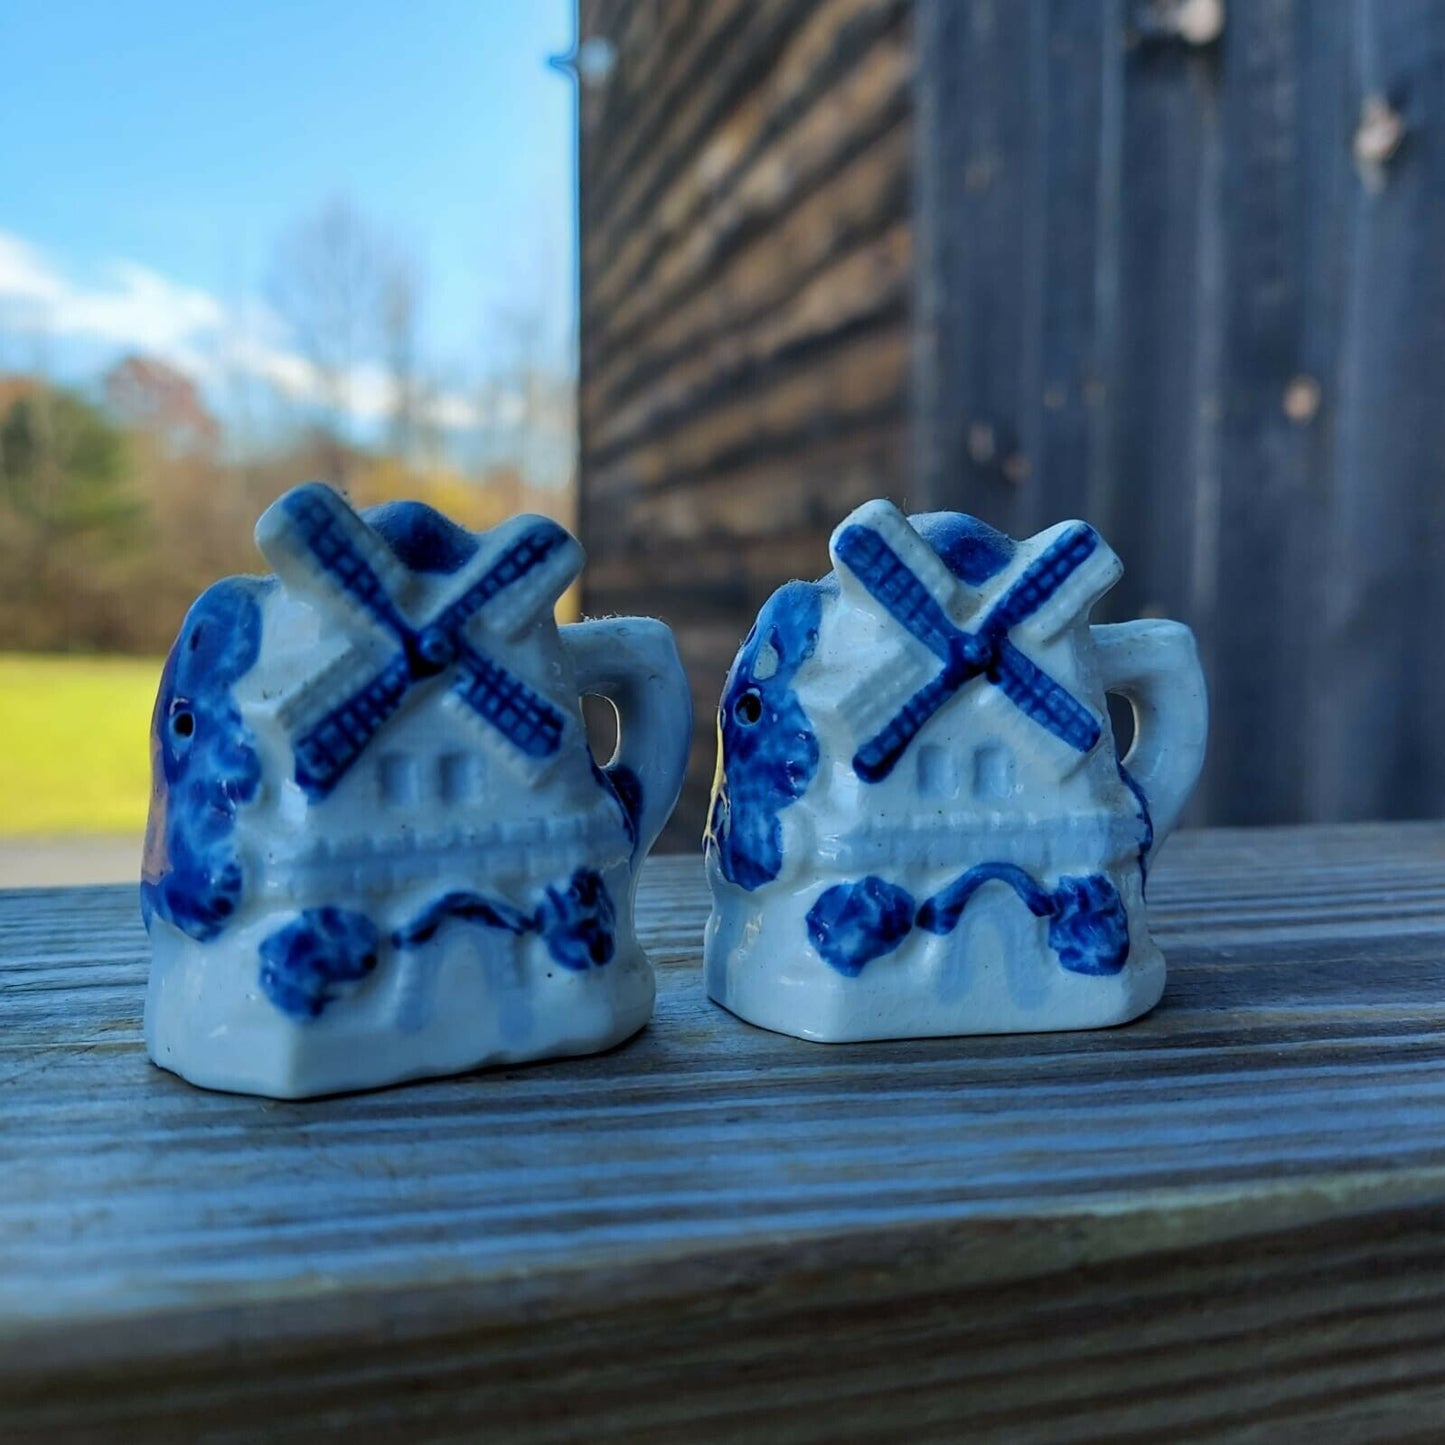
705,498,1208,1042
142,483,691,1097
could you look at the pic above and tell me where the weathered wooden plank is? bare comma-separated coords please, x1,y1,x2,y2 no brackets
917,1,1445,831
587,14,911,398
913,0,1037,533
1102,29,1224,648
1017,1,1122,534
586,528,848,616
584,116,910,426
612,425,908,548
588,223,910,464
585,0,907,335
1185,0,1323,825
580,0,760,258
3,823,1445,1438
581,0,828,326
587,325,908,499
1309,0,1445,823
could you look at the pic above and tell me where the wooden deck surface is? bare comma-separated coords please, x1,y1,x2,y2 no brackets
3,823,1445,1440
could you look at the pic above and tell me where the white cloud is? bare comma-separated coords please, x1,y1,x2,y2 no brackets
0,227,484,433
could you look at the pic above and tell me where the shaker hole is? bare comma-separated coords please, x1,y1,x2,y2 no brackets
583,694,620,767
1106,692,1135,759
735,690,763,725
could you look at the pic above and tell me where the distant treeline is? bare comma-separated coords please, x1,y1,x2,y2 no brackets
0,364,572,655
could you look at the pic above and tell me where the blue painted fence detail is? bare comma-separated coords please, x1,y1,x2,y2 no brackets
807,863,1130,978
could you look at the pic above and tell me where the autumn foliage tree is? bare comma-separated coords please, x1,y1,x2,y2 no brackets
0,384,145,650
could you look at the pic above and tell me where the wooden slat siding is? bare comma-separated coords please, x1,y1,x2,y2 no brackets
587,216,910,466
1198,2,1326,828
1106,37,1224,642
584,5,912,413
583,42,912,489
911,0,1037,534
579,0,915,845
5,823,1445,1440
616,424,909,548
586,116,911,438
580,0,776,292
917,1,1445,828
588,323,908,499
584,0,906,342
1313,2,1445,822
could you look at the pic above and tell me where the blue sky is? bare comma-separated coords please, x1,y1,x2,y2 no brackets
0,0,577,435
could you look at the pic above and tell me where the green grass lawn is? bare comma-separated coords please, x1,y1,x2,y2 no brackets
0,653,161,835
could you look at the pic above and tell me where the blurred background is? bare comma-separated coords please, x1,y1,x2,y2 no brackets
3,0,1443,877
0,1,576,881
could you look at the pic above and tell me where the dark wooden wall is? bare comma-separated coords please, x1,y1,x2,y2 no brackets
577,0,914,846
579,0,1445,843
916,0,1445,827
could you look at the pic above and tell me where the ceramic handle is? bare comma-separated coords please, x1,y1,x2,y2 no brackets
562,618,693,858
1091,620,1209,852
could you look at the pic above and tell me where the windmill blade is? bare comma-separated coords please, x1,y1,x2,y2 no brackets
257,483,412,640
853,666,965,782
434,517,582,642
983,522,1099,637
833,523,962,663
452,641,566,759
992,639,1101,753
275,633,399,737
292,650,414,799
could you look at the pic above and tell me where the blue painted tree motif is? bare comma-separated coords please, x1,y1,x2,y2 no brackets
261,484,578,799
707,581,822,890
833,517,1103,782
535,867,617,970
259,906,381,1018
1041,875,1130,976
806,875,915,976
141,577,269,940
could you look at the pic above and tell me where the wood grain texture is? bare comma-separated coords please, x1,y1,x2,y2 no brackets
3,823,1445,1440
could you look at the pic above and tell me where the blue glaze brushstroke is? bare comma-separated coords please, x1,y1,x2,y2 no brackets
140,577,268,941
707,581,822,890
535,867,617,970
808,864,1130,978
392,867,617,972
364,499,479,574
259,906,381,1019
807,875,915,976
591,756,643,851
912,512,1015,586
1118,761,1154,885
276,485,568,798
834,518,1102,782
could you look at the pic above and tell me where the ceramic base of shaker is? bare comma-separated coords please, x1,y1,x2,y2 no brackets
145,919,655,1099
704,885,1165,1043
